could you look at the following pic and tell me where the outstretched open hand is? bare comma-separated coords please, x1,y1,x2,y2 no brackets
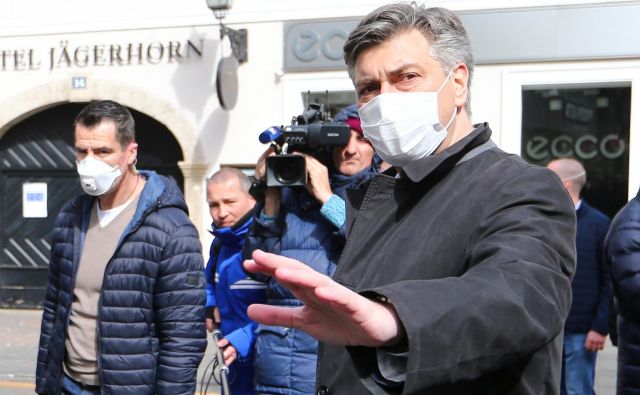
244,250,403,347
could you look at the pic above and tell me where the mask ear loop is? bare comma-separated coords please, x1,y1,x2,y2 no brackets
433,68,456,132
562,172,586,182
435,68,455,95
123,140,138,174
434,107,457,132
131,157,139,174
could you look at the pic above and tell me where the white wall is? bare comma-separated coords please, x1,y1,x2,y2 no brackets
1,0,638,235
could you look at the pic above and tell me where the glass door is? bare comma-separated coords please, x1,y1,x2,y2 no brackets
497,62,640,216
521,85,631,218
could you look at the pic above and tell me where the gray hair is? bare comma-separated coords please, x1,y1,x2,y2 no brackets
343,2,475,115
208,167,252,193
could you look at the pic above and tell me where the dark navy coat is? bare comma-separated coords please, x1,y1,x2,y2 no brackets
564,201,611,334
35,171,206,395
605,188,640,395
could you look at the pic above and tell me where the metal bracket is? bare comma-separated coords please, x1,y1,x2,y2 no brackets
220,24,248,64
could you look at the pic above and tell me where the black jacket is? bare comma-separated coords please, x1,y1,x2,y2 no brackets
604,187,640,395
36,171,206,395
317,125,576,395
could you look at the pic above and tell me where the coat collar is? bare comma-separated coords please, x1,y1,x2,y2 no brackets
210,209,254,244
576,200,589,218
401,123,492,182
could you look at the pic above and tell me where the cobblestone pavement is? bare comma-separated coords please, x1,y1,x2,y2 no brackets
0,309,617,395
0,309,220,395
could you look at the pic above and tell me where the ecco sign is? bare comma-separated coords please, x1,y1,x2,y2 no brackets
526,134,626,161
292,29,348,62
284,19,358,72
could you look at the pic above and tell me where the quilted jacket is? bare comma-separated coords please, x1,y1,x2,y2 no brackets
605,188,640,395
35,171,206,395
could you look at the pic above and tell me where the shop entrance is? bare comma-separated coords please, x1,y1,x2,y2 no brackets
0,102,183,308
521,85,631,218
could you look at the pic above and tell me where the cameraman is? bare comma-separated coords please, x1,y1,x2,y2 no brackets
246,104,382,394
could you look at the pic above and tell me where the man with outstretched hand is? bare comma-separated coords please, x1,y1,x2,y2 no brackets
244,3,575,394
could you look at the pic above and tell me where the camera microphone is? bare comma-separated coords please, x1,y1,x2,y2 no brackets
259,127,282,144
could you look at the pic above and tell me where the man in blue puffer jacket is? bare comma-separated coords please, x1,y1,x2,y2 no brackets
604,186,640,395
245,105,384,394
205,167,266,395
35,100,206,395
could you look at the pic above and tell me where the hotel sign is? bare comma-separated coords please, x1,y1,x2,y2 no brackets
0,39,204,72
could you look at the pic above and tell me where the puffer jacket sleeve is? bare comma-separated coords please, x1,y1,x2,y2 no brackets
35,255,60,393
35,201,75,394
243,203,284,282
205,241,217,308
154,219,207,395
606,201,640,318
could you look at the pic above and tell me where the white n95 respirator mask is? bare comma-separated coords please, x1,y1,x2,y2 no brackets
76,156,122,196
358,69,456,167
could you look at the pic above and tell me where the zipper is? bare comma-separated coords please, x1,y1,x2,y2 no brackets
96,198,153,394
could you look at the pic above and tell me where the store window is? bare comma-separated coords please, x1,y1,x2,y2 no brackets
521,85,631,218
302,90,356,121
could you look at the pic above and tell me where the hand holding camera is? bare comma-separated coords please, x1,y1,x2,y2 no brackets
254,145,275,182
303,154,332,204
258,103,350,187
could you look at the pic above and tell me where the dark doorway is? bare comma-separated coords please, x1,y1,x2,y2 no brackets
521,85,631,219
0,102,184,307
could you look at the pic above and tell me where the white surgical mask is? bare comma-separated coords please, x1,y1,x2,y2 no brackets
358,69,456,167
76,156,122,196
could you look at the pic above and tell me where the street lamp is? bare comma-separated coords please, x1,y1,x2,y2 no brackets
205,0,248,64
206,0,232,14
205,0,247,110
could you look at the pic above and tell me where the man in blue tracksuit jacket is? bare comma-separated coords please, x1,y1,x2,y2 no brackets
205,167,266,395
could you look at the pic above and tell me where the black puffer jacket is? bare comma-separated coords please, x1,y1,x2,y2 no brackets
604,188,640,395
35,171,206,395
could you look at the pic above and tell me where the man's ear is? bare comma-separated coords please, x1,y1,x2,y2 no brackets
127,141,139,165
452,63,469,108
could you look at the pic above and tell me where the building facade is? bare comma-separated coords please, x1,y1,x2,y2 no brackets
0,0,638,306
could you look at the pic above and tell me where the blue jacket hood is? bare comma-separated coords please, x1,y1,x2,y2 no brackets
137,170,188,213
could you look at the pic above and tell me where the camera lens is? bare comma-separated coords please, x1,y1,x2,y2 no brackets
266,154,306,187
275,161,301,185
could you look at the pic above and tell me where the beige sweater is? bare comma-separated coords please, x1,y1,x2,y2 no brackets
64,197,138,385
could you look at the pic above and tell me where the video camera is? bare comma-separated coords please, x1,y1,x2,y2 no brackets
259,103,350,187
